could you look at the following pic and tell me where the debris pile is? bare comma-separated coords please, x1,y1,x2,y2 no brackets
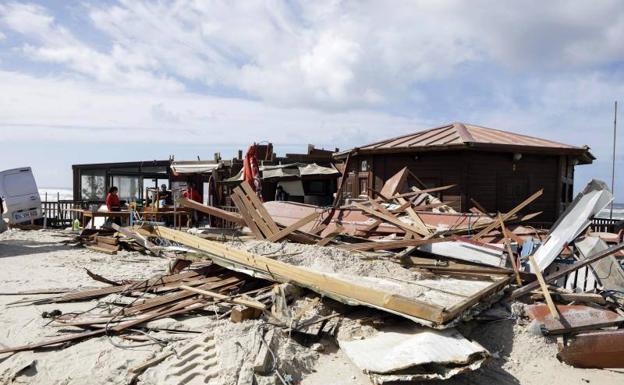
2,173,624,384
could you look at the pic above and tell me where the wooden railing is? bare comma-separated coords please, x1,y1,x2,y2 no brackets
41,200,103,228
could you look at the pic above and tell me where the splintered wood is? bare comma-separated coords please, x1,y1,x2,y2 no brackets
0,263,273,354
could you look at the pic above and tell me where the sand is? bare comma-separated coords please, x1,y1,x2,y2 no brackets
1,229,623,385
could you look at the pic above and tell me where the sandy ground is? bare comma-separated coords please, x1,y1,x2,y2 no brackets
0,228,623,385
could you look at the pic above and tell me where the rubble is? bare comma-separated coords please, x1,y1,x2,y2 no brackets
2,173,624,384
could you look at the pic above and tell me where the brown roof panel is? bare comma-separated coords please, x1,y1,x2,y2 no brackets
357,122,586,152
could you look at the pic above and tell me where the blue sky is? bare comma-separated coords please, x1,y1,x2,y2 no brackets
0,1,623,200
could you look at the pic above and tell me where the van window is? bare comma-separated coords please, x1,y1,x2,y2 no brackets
3,171,37,197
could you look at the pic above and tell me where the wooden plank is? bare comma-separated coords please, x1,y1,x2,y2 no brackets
317,225,344,246
473,189,543,240
332,151,352,208
111,223,161,256
340,237,449,252
390,184,457,200
499,213,522,285
148,226,448,325
239,182,280,234
442,275,512,322
511,241,624,299
178,197,245,225
380,167,408,197
470,198,495,218
395,196,430,236
267,212,322,242
230,192,264,239
85,245,117,255
353,202,429,237
180,285,266,310
529,255,560,320
233,188,274,238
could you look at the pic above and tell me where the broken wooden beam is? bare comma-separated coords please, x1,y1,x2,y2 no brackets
511,241,624,299
267,211,322,242
147,226,454,325
178,197,245,226
339,237,449,252
528,255,560,320
473,189,543,240
352,202,429,237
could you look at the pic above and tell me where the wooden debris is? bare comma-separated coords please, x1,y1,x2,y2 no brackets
267,211,322,242
511,241,624,299
178,197,245,226
473,189,543,240
147,226,511,327
528,255,560,320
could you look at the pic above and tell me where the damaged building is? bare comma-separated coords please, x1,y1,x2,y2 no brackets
333,122,595,224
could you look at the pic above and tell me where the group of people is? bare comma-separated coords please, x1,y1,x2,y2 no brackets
104,183,202,211
104,182,203,226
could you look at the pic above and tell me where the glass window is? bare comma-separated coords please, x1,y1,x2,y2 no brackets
81,170,106,200
111,175,141,201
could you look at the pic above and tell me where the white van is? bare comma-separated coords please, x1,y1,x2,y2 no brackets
0,167,43,224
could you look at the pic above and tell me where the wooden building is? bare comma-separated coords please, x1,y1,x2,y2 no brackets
333,122,594,224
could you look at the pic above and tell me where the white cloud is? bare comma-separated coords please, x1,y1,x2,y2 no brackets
0,70,426,148
3,1,622,109
0,2,183,91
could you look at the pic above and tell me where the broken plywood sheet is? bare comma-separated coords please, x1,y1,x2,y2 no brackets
339,326,488,383
418,240,506,267
526,304,624,335
533,179,613,271
576,236,624,291
379,167,409,198
264,201,401,237
149,226,510,327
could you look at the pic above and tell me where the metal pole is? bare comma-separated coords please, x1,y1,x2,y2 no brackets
611,101,617,219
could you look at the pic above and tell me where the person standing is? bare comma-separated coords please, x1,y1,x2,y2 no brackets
183,182,201,226
183,182,201,202
105,186,121,226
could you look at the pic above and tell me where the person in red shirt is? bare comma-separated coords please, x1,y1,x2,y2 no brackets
183,183,201,202
105,186,122,226
106,186,121,211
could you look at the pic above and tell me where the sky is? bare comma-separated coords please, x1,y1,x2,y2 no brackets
0,0,622,200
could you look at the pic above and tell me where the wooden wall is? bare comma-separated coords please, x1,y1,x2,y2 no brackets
343,149,569,224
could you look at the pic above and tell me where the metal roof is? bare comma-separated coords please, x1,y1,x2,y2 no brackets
334,122,594,162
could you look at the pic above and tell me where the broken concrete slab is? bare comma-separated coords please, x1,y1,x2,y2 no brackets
339,326,489,383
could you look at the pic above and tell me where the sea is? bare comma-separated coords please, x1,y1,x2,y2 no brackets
37,187,624,220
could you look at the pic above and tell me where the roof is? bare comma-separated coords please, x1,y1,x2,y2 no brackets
170,161,222,175
224,163,339,182
333,122,594,163
72,159,171,170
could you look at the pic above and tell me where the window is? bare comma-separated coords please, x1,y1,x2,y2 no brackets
111,175,141,201
81,170,106,200
359,178,368,196
360,160,368,172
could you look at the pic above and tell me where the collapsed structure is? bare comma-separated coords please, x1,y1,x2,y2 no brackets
4,123,624,384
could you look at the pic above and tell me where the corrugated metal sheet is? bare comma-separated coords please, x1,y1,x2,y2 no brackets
358,122,587,152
